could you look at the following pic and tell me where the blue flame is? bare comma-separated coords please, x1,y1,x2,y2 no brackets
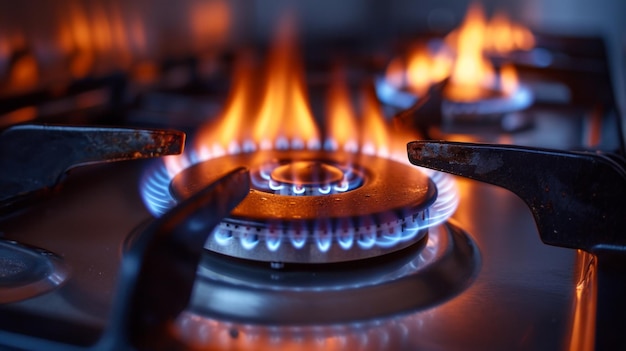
140,164,177,216
266,233,281,251
249,159,361,196
214,228,233,246
318,185,332,194
140,139,458,255
289,231,307,249
374,76,419,110
316,231,332,253
240,233,259,250
337,230,354,250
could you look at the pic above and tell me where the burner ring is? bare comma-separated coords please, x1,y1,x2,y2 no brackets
169,150,437,263
271,160,344,186
254,158,363,196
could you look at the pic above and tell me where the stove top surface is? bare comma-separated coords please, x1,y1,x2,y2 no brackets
0,158,579,350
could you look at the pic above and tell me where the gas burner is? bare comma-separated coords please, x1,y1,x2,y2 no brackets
141,149,459,264
0,240,69,303
250,157,363,196
376,75,533,118
172,150,435,263
440,84,533,119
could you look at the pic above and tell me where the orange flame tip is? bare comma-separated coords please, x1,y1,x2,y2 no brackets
325,66,359,151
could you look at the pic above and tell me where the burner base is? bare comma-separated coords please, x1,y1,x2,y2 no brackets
187,221,479,325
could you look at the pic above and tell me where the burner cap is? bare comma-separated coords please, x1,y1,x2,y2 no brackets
253,157,363,196
169,150,437,263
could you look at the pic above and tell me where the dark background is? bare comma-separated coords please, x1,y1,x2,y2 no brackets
0,0,624,129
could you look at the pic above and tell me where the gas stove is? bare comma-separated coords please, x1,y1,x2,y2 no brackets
0,2,625,351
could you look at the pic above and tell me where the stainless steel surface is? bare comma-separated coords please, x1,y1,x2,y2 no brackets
0,161,578,350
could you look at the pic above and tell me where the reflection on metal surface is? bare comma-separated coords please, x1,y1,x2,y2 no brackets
0,239,70,303
175,311,425,351
182,223,479,325
568,250,596,351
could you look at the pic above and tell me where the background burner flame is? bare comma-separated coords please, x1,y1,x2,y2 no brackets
382,1,534,103
445,2,497,102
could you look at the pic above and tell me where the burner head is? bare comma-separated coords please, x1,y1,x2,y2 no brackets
253,158,363,196
169,150,437,264
266,160,351,195
271,161,344,185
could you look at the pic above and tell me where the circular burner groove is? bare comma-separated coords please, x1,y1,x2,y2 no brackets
271,161,344,186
